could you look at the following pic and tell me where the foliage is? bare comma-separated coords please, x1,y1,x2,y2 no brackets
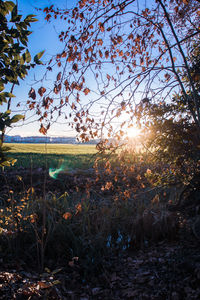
135,38,200,185
0,0,44,167
0,181,179,276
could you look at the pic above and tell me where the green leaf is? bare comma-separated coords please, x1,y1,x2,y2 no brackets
11,5,22,22
34,58,43,65
0,92,15,98
11,5,17,21
0,82,4,92
25,49,31,63
4,1,15,12
24,14,38,23
5,110,11,115
20,54,25,65
19,36,28,46
10,114,24,123
34,50,45,64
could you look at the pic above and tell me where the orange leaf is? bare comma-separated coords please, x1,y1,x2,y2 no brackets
38,87,46,97
97,39,103,46
75,203,82,214
39,124,47,135
63,212,72,220
83,88,90,95
37,281,50,289
57,72,62,81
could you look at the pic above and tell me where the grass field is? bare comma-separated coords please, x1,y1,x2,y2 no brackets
6,143,97,169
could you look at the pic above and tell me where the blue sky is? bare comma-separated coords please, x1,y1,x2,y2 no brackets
6,0,76,137
6,0,184,139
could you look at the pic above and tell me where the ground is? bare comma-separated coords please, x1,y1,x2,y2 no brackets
0,236,200,299
0,168,200,299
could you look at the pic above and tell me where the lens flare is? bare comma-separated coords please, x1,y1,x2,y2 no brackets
49,166,64,179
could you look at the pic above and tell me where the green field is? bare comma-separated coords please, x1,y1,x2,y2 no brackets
6,143,97,170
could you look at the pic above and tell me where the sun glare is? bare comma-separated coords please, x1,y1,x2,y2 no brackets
126,126,141,139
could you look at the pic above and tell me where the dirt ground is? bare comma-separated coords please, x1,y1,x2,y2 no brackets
0,235,200,299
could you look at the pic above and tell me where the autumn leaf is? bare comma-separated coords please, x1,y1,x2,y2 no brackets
28,88,36,100
117,36,123,43
105,50,109,59
121,101,126,110
39,124,47,135
105,181,113,190
97,39,103,46
57,72,62,81
83,88,90,95
38,87,46,97
72,63,78,72
29,102,36,109
53,84,61,94
98,22,105,32
99,50,103,58
37,281,50,289
63,212,72,220
146,168,152,175
29,213,38,223
164,73,171,81
75,203,82,213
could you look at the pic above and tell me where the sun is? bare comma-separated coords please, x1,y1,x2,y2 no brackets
126,125,141,139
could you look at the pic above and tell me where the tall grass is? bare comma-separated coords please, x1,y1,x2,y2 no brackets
0,185,179,277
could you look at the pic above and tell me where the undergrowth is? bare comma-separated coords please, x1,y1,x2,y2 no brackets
0,183,180,279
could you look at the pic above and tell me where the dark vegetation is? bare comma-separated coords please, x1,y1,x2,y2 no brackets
1,150,200,299
1,0,200,299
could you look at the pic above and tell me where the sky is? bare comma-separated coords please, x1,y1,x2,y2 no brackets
5,0,187,139
7,0,146,139
6,0,77,137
